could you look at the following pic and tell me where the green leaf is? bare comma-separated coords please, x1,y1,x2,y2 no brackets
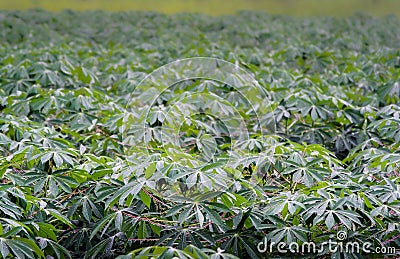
46,209,73,227
325,212,335,229
139,190,152,209
82,198,92,222
90,213,116,240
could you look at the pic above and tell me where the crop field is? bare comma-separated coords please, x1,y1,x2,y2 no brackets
0,9,400,259
2,0,400,16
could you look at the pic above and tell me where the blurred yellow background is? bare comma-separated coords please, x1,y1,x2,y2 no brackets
1,0,399,16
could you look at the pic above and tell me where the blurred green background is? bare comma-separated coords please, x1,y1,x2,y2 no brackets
1,0,399,16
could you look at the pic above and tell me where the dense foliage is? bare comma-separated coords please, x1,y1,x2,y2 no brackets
0,9,399,258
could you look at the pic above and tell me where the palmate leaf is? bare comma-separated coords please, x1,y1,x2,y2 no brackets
68,194,103,222
104,180,144,208
85,234,121,259
44,209,73,228
0,218,33,237
266,225,309,244
0,237,44,259
283,158,329,187
0,187,24,220
219,231,261,259
24,169,78,196
37,237,72,259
